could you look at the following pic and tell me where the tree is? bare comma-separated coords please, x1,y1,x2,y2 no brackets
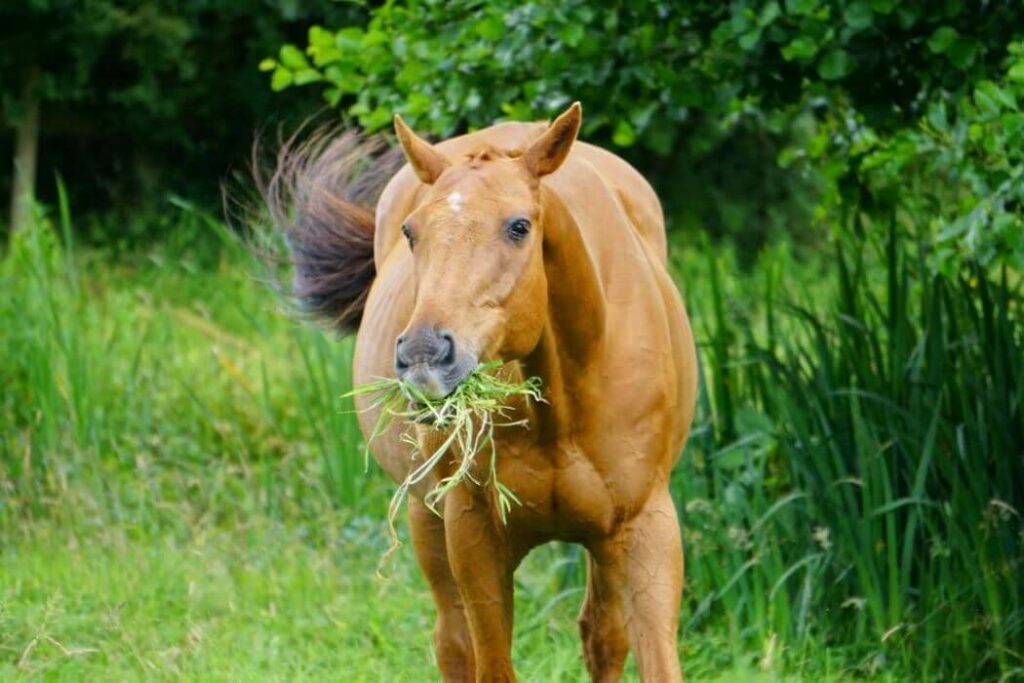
1,1,110,232
0,0,364,241
8,69,40,233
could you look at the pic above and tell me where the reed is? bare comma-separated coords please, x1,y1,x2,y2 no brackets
675,213,1023,678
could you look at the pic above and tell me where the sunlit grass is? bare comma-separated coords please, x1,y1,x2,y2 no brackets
3,508,859,682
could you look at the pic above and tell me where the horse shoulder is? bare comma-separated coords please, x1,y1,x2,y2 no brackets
542,154,694,509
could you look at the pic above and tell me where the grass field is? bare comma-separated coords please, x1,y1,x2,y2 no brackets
1,200,1021,681
3,490,855,681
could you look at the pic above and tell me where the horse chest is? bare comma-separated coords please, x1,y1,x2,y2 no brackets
549,448,619,536
496,437,654,540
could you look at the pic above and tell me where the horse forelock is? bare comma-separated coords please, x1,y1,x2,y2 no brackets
462,145,510,168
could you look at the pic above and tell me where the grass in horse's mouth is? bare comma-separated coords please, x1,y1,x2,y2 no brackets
345,361,544,563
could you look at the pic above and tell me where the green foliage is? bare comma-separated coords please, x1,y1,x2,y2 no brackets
852,42,1024,274
267,0,1024,263
265,1,702,151
268,1,1021,144
674,215,1024,678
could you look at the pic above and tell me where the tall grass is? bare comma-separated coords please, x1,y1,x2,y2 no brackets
674,214,1024,679
0,196,377,532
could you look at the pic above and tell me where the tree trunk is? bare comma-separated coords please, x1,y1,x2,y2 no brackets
9,70,41,233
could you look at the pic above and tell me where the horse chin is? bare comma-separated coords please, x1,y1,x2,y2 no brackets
403,355,476,402
402,365,453,401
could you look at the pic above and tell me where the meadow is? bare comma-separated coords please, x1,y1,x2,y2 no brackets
0,193,1021,681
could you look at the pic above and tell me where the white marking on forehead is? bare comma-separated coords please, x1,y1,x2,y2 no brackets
446,191,465,213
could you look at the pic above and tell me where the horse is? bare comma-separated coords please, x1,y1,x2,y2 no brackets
266,103,698,682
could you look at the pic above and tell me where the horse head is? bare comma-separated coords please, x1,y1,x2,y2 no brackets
391,103,581,399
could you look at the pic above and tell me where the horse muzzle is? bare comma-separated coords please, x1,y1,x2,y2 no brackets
395,326,475,399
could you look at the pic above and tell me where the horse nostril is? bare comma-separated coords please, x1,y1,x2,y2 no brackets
396,327,457,373
437,331,456,367
395,334,409,371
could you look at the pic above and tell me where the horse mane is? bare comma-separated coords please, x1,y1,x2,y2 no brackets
255,126,404,334
457,121,548,165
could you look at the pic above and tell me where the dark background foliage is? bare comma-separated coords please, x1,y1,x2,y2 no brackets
0,1,365,242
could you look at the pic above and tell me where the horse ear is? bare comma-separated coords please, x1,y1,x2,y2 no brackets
394,114,450,184
522,101,582,177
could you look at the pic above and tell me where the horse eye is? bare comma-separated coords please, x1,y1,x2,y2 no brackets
505,218,531,242
402,223,415,248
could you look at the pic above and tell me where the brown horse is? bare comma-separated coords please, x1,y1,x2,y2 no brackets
268,103,697,681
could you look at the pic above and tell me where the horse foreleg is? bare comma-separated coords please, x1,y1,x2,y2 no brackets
578,550,629,682
590,487,683,682
443,486,517,683
409,496,476,682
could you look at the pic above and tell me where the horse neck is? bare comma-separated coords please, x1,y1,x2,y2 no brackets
521,186,606,439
